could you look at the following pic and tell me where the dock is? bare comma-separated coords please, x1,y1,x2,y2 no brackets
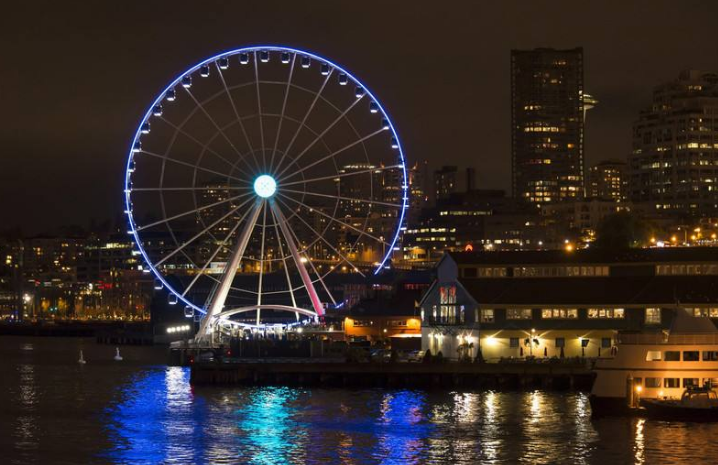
189,359,595,390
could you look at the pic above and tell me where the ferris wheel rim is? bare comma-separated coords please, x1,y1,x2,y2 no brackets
124,45,409,318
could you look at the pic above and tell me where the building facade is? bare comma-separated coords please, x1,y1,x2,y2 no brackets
629,70,718,218
511,48,586,206
419,249,718,360
588,159,628,202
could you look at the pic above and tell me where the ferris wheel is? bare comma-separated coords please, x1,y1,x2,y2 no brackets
124,46,408,338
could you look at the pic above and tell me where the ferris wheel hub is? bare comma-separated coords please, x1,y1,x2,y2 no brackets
253,175,277,198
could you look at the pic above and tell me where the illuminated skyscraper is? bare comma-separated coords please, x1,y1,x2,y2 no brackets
628,70,718,217
588,159,628,202
511,48,586,206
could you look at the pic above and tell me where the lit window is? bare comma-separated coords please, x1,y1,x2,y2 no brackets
506,308,532,320
645,308,661,325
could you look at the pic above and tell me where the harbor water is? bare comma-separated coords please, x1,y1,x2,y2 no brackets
2,337,718,464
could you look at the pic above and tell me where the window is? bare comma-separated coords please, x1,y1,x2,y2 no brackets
646,351,662,361
645,308,661,324
664,378,680,388
509,337,519,348
683,351,700,361
645,378,662,388
588,308,625,319
541,308,578,319
683,378,700,388
601,338,612,348
352,319,373,327
703,351,718,361
480,309,495,323
664,351,680,361
704,378,718,387
692,308,718,318
555,337,565,348
507,308,532,320
387,320,407,327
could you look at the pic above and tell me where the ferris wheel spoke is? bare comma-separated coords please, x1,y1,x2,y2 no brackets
277,192,390,247
268,204,298,310
181,208,249,297
277,203,337,306
268,53,296,172
157,116,254,179
137,149,249,185
279,164,403,188
277,128,385,184
214,62,263,173
274,69,334,176
153,195,255,268
255,201,269,324
275,196,365,278
253,52,268,172
131,186,250,192
275,96,364,180
282,187,403,209
135,191,251,231
183,87,252,174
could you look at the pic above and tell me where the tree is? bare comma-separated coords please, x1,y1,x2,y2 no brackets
594,212,654,250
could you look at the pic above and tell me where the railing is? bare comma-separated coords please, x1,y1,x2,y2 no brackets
618,332,718,345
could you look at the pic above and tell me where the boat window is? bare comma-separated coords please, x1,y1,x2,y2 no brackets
703,377,718,387
645,351,662,361
702,351,718,361
645,378,661,388
664,351,680,361
683,378,700,388
664,378,680,388
683,351,700,361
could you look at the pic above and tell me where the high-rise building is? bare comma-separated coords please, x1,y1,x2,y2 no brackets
588,159,628,202
511,48,586,206
628,70,718,218
434,165,458,202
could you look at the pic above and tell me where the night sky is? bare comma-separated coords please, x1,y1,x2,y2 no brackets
2,0,717,234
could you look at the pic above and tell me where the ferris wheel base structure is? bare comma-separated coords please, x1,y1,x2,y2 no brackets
123,45,409,339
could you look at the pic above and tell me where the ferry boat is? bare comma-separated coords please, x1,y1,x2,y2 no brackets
590,308,718,418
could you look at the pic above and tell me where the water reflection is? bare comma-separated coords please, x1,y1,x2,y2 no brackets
634,418,645,465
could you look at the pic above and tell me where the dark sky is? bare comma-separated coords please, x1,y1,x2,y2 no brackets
1,0,717,234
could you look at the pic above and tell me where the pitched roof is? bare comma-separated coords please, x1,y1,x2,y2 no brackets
448,248,718,265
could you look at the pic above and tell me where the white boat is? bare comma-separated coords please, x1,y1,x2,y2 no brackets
590,308,718,416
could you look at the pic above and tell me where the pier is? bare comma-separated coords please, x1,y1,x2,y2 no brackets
189,359,595,390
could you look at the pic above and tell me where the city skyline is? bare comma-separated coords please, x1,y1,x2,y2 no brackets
2,1,717,233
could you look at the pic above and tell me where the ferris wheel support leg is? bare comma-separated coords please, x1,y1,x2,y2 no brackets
196,199,263,341
270,200,325,319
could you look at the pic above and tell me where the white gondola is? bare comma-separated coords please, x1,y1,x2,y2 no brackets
168,294,178,305
200,65,210,77
259,50,270,63
391,137,399,149
184,306,194,318
142,268,150,274
301,55,311,68
127,160,136,173
381,117,390,130
239,53,250,64
281,52,290,64
152,105,163,116
355,86,364,98
369,101,379,113
132,141,142,152
181,75,192,88
140,122,150,134
153,279,163,290
338,73,348,85
165,89,176,101
320,63,330,75
218,57,229,69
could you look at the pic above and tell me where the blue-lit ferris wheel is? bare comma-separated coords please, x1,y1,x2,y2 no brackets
123,46,408,339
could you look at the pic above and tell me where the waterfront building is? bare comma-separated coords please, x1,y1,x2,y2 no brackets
418,248,718,360
511,48,586,206
541,198,629,241
628,70,718,219
588,159,628,202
